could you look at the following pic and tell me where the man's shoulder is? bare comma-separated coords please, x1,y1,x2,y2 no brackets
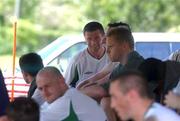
128,51,144,61
146,103,180,120
71,49,87,62
126,51,144,69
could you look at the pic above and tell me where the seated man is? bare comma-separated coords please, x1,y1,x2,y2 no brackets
36,66,107,121
19,52,44,98
109,70,180,121
65,21,110,87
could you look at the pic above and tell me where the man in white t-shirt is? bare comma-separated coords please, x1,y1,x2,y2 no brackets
36,66,107,121
109,70,180,121
65,21,110,88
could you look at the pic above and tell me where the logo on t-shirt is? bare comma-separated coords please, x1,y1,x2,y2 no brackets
84,71,93,75
61,101,79,121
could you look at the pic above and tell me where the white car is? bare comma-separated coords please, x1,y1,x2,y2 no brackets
4,33,180,97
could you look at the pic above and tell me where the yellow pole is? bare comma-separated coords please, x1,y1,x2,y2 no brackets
11,20,17,101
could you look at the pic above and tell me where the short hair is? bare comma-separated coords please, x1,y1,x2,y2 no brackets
106,27,134,49
38,66,63,77
107,22,131,31
83,21,105,35
110,70,152,99
19,52,44,77
6,97,39,121
138,58,165,83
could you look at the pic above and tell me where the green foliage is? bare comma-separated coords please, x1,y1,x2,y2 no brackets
0,26,13,54
20,0,40,20
80,0,180,32
0,0,180,55
0,19,61,55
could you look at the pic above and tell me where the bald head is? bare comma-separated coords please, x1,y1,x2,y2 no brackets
36,66,68,103
37,66,63,79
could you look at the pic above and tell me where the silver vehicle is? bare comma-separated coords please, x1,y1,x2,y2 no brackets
4,33,180,97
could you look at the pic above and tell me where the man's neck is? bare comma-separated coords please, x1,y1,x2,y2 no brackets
29,76,35,84
87,46,105,59
133,99,153,121
121,49,133,65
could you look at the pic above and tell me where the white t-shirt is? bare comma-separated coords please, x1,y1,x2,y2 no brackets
65,49,110,87
144,102,180,121
40,88,107,121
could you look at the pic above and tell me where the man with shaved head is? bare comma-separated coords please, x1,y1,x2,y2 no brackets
36,66,107,121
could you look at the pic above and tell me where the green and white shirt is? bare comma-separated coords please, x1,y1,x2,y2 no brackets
40,88,107,121
65,49,110,87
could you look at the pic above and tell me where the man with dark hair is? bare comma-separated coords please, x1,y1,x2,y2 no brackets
65,21,110,88
107,22,131,32
83,21,105,34
6,97,39,121
19,52,44,98
37,66,107,121
109,70,180,121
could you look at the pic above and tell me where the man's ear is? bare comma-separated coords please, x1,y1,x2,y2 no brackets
126,89,138,101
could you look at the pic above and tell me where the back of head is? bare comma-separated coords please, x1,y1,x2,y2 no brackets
83,21,105,35
107,22,131,32
37,66,63,78
138,58,165,83
19,52,44,77
106,27,134,49
111,70,152,99
6,97,39,121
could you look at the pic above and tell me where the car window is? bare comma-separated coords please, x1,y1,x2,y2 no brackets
135,42,170,60
48,42,87,75
171,42,180,52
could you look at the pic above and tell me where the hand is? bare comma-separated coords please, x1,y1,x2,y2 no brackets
164,91,180,109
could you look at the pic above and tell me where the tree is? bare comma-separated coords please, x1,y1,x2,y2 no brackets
0,0,180,55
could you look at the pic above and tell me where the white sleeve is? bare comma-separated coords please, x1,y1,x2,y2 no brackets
32,89,45,106
40,99,70,121
64,55,79,85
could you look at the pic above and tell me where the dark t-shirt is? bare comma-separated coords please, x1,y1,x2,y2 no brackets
163,61,180,97
102,51,144,91
28,79,37,98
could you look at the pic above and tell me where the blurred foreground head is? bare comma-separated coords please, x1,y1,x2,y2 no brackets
6,97,39,121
